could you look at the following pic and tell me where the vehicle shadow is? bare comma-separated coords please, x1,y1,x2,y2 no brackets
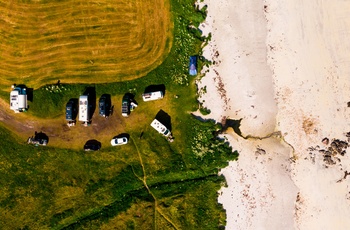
112,133,130,139
16,84,33,102
123,92,136,101
83,87,96,121
144,84,166,96
155,109,172,131
84,139,101,149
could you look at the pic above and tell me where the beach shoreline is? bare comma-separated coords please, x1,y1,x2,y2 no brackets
197,0,350,229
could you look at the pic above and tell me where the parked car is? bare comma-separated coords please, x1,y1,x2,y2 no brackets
111,137,128,146
66,99,77,121
84,140,101,151
189,55,198,76
121,94,130,117
27,132,48,146
99,95,110,117
27,136,48,146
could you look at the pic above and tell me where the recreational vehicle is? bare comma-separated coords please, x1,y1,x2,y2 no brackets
142,91,163,102
79,95,89,124
150,119,171,137
10,85,28,113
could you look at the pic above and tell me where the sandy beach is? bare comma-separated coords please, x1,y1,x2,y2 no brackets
197,0,350,229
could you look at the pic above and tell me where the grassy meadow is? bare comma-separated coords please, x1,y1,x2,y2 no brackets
0,0,238,229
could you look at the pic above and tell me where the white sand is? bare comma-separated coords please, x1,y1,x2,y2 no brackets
197,0,350,229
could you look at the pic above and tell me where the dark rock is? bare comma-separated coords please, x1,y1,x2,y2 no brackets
322,137,329,145
319,149,325,154
255,148,266,156
323,155,336,165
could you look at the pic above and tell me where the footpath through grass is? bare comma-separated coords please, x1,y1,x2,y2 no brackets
0,0,238,229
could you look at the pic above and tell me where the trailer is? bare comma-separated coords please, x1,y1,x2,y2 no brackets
79,95,89,124
150,119,173,142
142,91,163,102
10,85,28,113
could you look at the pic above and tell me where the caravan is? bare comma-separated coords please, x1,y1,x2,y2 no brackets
79,95,89,124
150,119,171,137
142,91,163,102
10,85,28,113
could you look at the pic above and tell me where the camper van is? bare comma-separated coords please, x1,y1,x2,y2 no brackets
150,119,171,137
66,100,77,121
10,85,28,113
79,95,89,124
142,91,163,102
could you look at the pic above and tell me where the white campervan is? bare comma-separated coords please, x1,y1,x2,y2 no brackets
10,85,28,113
150,119,171,137
79,95,89,123
142,91,163,102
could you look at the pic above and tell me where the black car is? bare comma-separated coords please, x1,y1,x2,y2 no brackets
99,94,110,117
66,99,77,121
84,140,101,151
27,132,49,146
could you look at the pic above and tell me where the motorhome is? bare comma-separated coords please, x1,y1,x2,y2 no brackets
79,95,89,124
10,85,28,113
150,119,171,137
142,91,163,102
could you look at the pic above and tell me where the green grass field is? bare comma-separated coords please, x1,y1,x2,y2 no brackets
0,0,238,229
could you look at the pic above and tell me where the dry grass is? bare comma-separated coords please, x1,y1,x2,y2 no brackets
0,0,172,90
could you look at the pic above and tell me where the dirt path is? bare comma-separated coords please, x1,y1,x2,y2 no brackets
0,97,127,150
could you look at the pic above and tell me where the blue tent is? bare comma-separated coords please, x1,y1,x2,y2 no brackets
189,56,197,76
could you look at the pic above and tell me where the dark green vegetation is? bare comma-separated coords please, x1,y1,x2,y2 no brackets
0,0,238,229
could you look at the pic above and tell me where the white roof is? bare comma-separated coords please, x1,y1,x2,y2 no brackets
150,119,170,136
10,89,27,112
142,91,163,101
79,95,89,122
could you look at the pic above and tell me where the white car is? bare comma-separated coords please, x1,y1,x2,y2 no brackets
111,137,128,146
